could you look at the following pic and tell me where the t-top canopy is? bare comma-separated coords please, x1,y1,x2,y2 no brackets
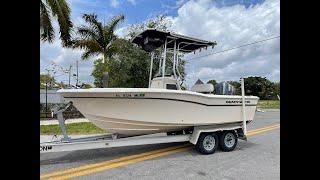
131,29,217,53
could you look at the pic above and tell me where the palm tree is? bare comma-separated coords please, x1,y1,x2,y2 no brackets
40,0,73,47
73,14,125,64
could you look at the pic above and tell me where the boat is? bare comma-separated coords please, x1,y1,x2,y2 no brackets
58,29,259,137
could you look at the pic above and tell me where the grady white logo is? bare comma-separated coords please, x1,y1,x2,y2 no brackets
40,145,52,152
226,100,251,104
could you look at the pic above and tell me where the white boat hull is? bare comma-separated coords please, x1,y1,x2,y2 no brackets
58,88,259,136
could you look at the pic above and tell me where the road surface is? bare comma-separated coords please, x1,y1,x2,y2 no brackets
40,110,280,180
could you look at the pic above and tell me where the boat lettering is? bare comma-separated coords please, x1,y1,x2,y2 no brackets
226,100,250,104
40,145,52,152
115,93,145,98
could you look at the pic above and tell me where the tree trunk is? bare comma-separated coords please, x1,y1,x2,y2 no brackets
102,72,109,88
102,54,109,88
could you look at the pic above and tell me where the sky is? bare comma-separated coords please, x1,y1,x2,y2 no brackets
40,0,280,88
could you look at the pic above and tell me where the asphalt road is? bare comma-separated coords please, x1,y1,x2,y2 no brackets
40,110,280,180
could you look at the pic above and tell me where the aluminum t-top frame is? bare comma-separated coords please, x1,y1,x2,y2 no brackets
131,29,217,89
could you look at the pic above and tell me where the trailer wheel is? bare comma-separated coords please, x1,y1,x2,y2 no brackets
196,133,219,154
219,131,238,152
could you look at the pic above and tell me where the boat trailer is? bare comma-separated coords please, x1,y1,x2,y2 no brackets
40,78,248,155
40,102,247,154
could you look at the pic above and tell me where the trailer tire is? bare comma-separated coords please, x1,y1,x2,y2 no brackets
219,131,238,152
196,133,219,155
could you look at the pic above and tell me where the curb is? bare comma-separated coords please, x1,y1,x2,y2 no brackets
40,118,90,125
261,109,280,112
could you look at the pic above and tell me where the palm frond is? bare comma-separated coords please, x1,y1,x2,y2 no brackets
81,50,101,60
77,26,99,40
99,15,123,51
40,0,54,42
47,0,73,47
73,13,125,61
82,14,104,42
103,15,124,48
106,14,125,33
73,39,103,59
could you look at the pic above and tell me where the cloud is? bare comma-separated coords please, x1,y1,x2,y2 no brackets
161,0,187,10
40,0,111,86
110,0,137,7
110,0,119,8
115,25,130,39
127,0,136,5
167,0,280,86
40,0,279,88
40,18,97,85
40,40,96,85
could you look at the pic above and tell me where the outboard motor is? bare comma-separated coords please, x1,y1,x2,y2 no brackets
215,82,235,95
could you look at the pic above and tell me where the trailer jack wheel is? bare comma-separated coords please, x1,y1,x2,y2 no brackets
196,133,219,155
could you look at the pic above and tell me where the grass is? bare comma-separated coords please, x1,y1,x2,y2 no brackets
40,122,106,135
257,100,280,109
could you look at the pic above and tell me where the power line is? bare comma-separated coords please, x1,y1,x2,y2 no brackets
200,0,279,38
197,0,279,48
188,35,280,60
233,2,280,46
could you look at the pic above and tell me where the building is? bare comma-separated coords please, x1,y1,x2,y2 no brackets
215,82,236,95
40,89,66,104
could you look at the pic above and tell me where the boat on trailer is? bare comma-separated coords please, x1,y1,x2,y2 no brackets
58,29,259,137
41,29,259,155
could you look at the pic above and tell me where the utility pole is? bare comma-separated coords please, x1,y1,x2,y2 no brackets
76,60,79,87
45,69,50,118
68,65,72,88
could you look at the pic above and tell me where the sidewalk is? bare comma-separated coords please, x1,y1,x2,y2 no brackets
40,118,89,125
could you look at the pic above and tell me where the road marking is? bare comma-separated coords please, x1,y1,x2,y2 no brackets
40,144,191,179
246,124,279,133
247,124,279,132
247,124,280,136
49,146,191,180
41,123,280,180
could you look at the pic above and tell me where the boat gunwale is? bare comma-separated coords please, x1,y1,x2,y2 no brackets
57,88,259,100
